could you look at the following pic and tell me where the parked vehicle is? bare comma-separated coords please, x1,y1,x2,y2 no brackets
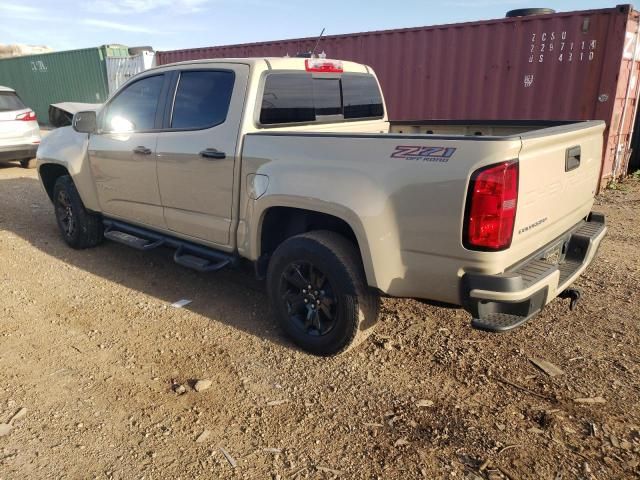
48,102,102,129
0,86,40,168
36,57,607,355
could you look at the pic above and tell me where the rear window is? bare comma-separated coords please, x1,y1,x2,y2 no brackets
0,92,26,112
259,72,383,125
342,75,385,119
313,78,341,117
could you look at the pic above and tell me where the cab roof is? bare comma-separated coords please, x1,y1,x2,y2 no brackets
0,85,16,92
152,57,370,74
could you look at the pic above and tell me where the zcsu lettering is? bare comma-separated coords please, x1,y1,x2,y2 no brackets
528,31,596,64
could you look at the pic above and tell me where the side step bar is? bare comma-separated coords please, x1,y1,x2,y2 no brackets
103,219,235,273
173,246,231,272
104,230,165,251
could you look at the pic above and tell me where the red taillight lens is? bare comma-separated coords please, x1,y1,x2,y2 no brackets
305,58,343,73
464,160,519,251
16,110,37,122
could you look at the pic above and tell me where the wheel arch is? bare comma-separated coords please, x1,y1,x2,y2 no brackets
39,162,70,202
35,126,101,211
254,204,376,286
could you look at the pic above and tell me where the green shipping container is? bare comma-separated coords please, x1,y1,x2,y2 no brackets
0,46,129,124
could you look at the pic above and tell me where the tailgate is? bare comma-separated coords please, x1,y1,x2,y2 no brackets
513,120,605,252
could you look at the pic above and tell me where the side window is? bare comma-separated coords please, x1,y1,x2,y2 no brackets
342,75,384,119
171,70,235,130
104,75,164,132
260,73,315,124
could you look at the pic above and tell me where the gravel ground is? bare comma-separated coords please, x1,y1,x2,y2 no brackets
0,164,639,480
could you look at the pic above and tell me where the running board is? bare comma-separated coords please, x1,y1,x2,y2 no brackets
173,246,230,272
103,219,236,273
104,229,165,251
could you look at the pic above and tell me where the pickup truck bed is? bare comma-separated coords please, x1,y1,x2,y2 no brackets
242,120,605,303
389,119,574,136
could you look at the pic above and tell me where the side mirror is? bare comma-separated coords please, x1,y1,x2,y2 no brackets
73,111,97,134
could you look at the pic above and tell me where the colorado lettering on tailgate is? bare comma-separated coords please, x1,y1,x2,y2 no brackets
391,145,457,163
518,217,548,235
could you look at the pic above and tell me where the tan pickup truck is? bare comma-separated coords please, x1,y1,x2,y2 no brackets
36,57,607,356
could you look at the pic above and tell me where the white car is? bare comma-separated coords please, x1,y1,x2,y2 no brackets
0,85,40,168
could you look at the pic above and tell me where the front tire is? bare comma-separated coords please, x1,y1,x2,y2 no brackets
53,175,103,249
267,230,379,356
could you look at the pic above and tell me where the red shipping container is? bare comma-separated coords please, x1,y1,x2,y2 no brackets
157,4,640,186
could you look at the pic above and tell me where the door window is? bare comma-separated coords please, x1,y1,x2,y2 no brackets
104,75,164,132
171,71,235,130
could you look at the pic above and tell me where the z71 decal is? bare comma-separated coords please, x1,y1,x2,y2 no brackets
391,145,457,163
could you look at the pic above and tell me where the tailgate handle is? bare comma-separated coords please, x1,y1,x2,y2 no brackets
565,145,581,172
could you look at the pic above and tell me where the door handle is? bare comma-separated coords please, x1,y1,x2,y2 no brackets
565,145,581,172
199,148,226,160
133,146,152,155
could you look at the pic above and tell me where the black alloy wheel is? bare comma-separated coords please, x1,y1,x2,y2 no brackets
52,175,103,249
267,230,380,356
55,188,76,239
279,261,338,337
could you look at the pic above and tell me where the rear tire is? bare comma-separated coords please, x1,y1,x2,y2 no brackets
20,158,36,169
53,175,103,249
267,230,379,356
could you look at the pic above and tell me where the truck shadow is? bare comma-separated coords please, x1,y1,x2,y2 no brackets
0,161,27,170
0,175,294,350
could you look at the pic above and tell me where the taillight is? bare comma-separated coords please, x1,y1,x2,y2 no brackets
464,160,519,251
305,58,343,73
16,111,37,122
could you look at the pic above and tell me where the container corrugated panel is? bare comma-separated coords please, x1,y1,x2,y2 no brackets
0,47,112,123
609,13,640,179
156,4,640,184
105,55,147,94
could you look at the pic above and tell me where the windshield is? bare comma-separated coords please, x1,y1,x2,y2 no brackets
0,92,26,112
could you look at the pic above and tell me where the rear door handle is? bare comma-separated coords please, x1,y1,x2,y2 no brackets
199,148,226,160
565,145,581,172
133,146,152,155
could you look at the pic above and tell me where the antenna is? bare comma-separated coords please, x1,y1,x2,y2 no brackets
310,28,326,58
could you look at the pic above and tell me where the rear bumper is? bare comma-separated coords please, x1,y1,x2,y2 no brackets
0,144,38,161
462,212,606,326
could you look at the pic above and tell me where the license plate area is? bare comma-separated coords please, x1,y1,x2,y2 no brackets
538,237,570,266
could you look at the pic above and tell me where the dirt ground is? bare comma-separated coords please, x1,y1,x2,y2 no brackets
0,164,638,480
